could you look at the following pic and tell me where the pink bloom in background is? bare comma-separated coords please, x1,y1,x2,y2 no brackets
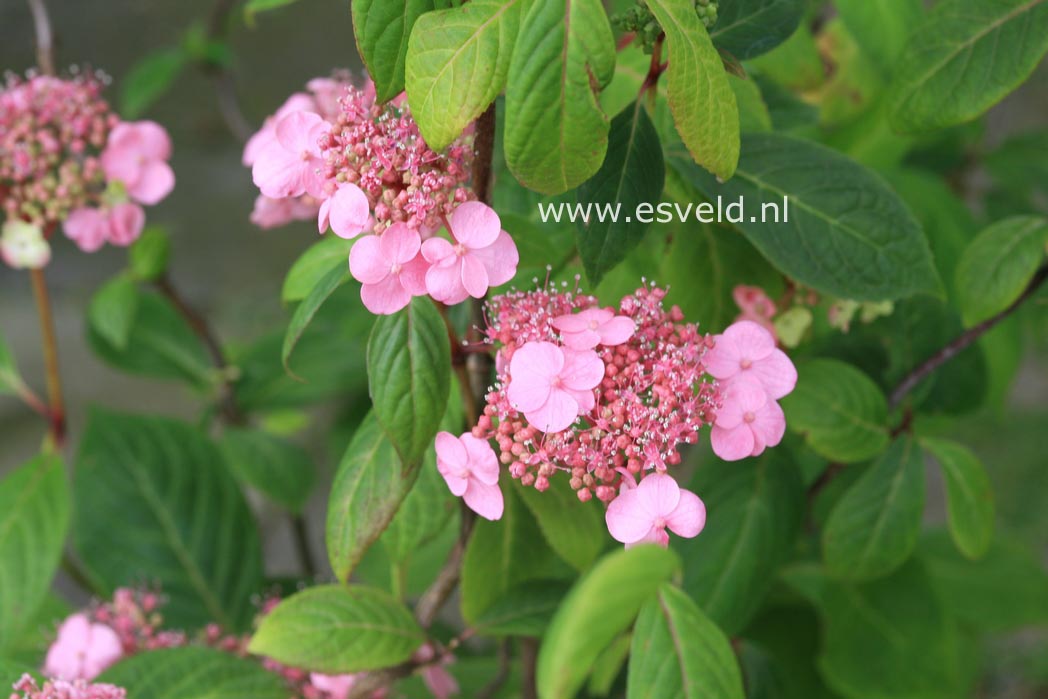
552,307,635,350
348,224,428,314
309,673,358,699
242,92,317,167
711,376,786,460
705,320,797,400
1,220,51,269
435,431,504,520
606,473,706,548
250,195,320,229
107,202,145,246
319,183,370,238
44,613,124,680
422,202,518,304
251,111,329,200
506,342,604,433
101,121,175,206
63,208,111,253
12,675,126,699
413,644,459,699
733,284,778,339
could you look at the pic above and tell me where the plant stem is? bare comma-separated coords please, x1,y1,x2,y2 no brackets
521,637,539,699
889,265,1048,410
29,269,66,448
26,0,55,75
291,513,316,579
205,0,253,142
414,502,477,628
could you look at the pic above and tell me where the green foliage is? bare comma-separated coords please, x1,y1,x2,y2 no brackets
0,455,69,652
120,49,186,118
353,0,435,102
282,265,349,377
833,0,922,69
921,438,994,559
88,274,139,351
100,646,288,699
537,546,680,699
248,585,424,673
0,329,24,396
515,477,607,571
281,236,352,303
129,226,171,282
627,584,745,699
576,100,665,286
218,427,315,513
73,410,264,630
708,0,805,60
473,579,571,637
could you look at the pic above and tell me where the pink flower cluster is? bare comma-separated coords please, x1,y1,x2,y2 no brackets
433,283,798,547
10,675,125,699
0,72,174,268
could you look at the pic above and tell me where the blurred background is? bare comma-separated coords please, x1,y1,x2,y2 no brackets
2,1,1047,696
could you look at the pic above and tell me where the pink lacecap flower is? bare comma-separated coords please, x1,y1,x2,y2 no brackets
421,202,518,304
319,183,370,239
348,224,428,314
711,375,786,460
605,472,706,547
506,341,604,433
242,92,316,167
250,194,320,229
101,121,175,206
435,431,504,521
44,613,124,681
552,307,635,350
705,320,797,400
107,202,145,246
309,673,358,699
251,111,329,200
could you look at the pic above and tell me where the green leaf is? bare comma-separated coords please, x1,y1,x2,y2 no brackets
380,447,457,563
833,0,922,69
0,455,69,651
647,0,739,180
889,0,1048,133
326,412,418,583
673,451,804,635
218,428,315,513
537,546,681,699
282,265,349,378
515,477,606,571
248,585,424,673
366,297,450,465
574,100,664,286
473,579,570,637
955,215,1048,327
729,75,772,133
88,275,140,351
120,48,186,118
919,530,1048,632
88,291,214,388
822,437,925,581
781,359,889,463
709,0,806,60
921,439,993,560
353,0,435,102
129,226,171,282
504,0,616,194
784,560,968,699
244,0,301,22
0,328,24,396
670,133,942,300
282,235,352,303
406,0,527,150
100,646,287,699
73,410,264,630
627,584,745,699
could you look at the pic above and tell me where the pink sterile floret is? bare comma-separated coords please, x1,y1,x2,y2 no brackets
711,375,786,460
434,431,504,521
43,613,124,681
251,111,329,200
551,307,635,350
421,201,519,304
348,223,428,314
100,120,175,206
605,472,706,548
318,182,370,239
705,320,796,399
506,341,604,433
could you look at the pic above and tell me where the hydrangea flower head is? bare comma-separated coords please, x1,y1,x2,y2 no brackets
605,472,706,547
435,431,504,520
43,613,124,680
12,675,127,699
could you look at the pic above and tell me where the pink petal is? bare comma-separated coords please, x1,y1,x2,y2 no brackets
380,223,422,265
553,308,613,333
310,673,357,699
63,207,109,252
128,160,174,205
83,623,123,679
559,349,605,391
274,111,325,154
100,147,143,189
435,431,468,466
325,184,370,239
107,203,145,246
469,230,519,286
463,478,504,520
252,139,311,199
704,333,743,380
666,488,706,538
566,385,596,414
723,320,776,361
507,342,562,412
422,665,460,699
399,252,430,296
242,126,275,166
626,526,669,548
461,253,490,298
425,258,468,304
710,423,756,461
360,275,411,315
598,316,636,346
749,349,797,400
715,376,768,429
450,201,501,248
751,400,786,451
634,473,681,517
122,120,172,160
461,434,499,485
560,328,603,350
421,236,455,264
524,388,579,433
606,490,654,544
349,235,390,285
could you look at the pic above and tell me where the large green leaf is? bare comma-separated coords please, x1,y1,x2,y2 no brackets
647,0,739,180
73,410,263,630
88,275,140,351
282,265,350,378
352,0,435,102
406,0,527,149
833,0,922,68
673,451,804,635
473,579,570,637
889,0,1048,133
0,455,69,651
100,646,288,699
504,0,616,194
515,477,606,571
709,0,805,60
627,585,745,699
282,235,352,303
120,48,186,118
248,585,424,673
575,100,665,286
921,439,993,560
218,428,315,513
955,215,1048,326
671,133,942,301
781,359,889,463
366,297,450,465
822,437,925,581
326,412,418,583
537,546,680,699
